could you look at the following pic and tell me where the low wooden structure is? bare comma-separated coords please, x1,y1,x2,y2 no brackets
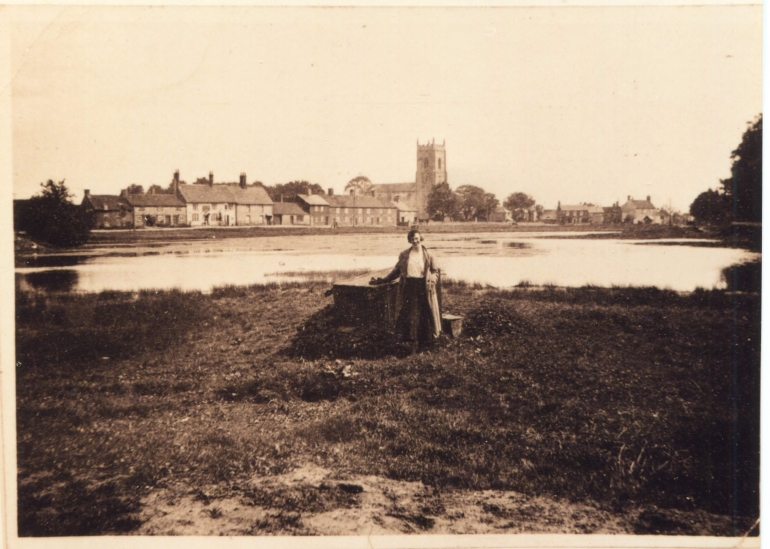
332,269,455,333
441,314,463,338
332,269,399,328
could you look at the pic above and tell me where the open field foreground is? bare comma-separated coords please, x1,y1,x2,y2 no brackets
15,280,759,536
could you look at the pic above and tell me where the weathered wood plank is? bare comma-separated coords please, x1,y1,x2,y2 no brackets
332,269,397,328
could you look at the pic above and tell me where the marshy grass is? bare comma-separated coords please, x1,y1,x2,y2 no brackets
265,268,374,281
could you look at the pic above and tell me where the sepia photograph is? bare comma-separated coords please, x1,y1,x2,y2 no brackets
5,3,762,546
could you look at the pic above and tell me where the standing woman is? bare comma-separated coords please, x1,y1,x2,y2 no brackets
371,229,441,354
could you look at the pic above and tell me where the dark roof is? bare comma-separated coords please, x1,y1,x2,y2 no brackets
272,202,307,215
84,194,126,211
325,195,396,209
371,182,417,192
177,183,272,205
125,193,185,207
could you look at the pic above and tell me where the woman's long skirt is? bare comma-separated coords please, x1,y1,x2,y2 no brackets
396,277,433,343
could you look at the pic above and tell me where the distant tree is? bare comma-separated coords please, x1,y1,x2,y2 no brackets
504,192,536,222
481,193,499,221
147,184,168,195
455,185,487,221
126,184,144,194
426,182,459,221
344,176,373,196
690,189,731,225
25,180,92,247
721,114,762,223
264,181,325,202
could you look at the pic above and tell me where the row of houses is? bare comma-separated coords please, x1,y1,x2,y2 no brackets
82,171,401,229
542,196,688,225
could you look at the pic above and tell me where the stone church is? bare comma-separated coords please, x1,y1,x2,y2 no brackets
362,139,448,223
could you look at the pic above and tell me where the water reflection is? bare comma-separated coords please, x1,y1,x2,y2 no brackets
17,270,79,293
17,255,91,268
15,232,759,294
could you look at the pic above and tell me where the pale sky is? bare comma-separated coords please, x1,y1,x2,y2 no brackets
9,5,762,211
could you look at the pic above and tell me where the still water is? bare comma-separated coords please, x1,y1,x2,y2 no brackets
16,232,759,293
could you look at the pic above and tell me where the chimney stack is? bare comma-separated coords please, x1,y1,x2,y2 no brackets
328,188,334,196
647,195,651,202
628,195,631,201
209,172,214,187
239,173,247,189
84,189,90,197
172,170,180,197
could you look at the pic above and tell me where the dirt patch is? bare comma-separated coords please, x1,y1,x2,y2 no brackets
136,465,742,536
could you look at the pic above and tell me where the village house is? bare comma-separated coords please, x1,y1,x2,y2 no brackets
176,172,273,226
123,191,186,228
488,206,513,222
556,202,607,224
296,192,332,226
557,203,589,224
81,191,133,228
621,195,660,224
272,201,309,225
325,193,398,227
540,209,558,223
587,205,605,224
392,202,418,225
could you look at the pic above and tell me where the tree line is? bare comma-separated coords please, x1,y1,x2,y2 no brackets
689,114,762,225
427,182,540,222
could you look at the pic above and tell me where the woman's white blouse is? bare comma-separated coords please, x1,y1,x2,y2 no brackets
406,247,425,278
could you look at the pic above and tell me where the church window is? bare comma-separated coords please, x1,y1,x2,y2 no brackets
394,196,399,202
438,158,442,169
424,158,429,169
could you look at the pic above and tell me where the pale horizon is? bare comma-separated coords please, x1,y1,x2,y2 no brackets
11,5,762,212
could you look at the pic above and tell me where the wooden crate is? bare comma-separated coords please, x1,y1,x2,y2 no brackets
332,269,398,329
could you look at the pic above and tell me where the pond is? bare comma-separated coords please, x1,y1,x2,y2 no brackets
15,232,759,294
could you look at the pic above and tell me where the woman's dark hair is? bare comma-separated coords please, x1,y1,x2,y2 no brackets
407,229,423,242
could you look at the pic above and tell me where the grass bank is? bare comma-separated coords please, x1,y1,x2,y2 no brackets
79,223,668,247
16,280,759,536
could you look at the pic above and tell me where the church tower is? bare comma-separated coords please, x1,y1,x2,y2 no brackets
415,139,447,214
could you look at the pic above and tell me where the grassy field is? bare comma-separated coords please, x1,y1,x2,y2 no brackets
15,275,759,536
